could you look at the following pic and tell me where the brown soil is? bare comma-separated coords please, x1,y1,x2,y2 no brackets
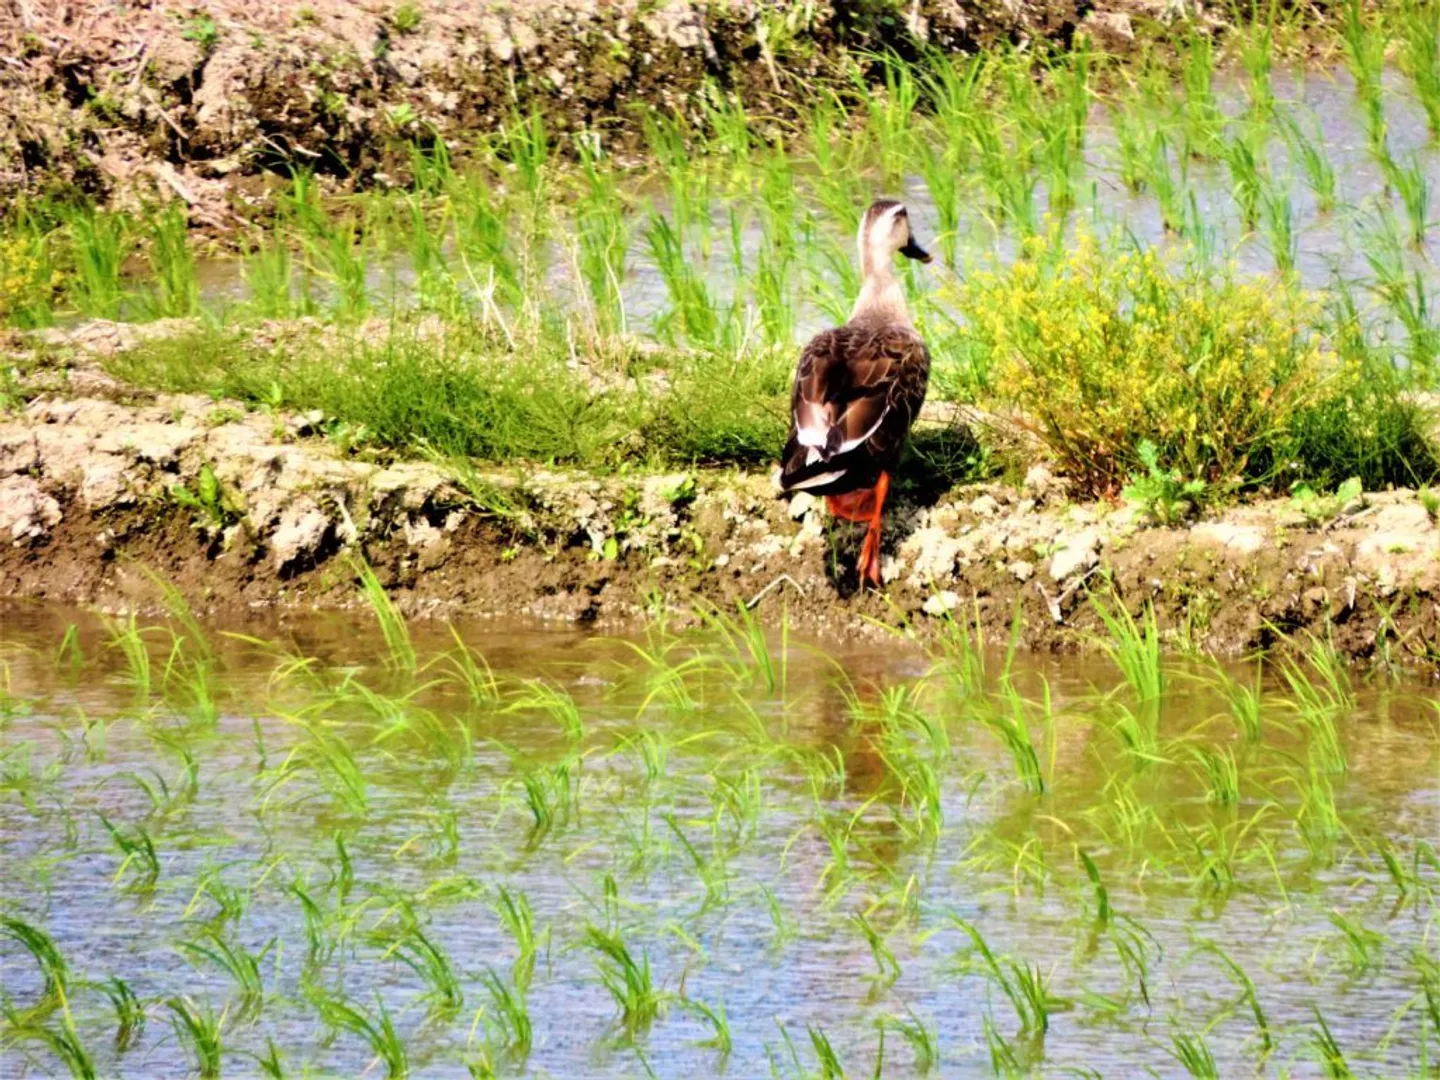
4,323,1439,668
3,0,1236,223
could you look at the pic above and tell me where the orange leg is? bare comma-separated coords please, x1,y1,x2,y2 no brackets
856,471,890,587
825,487,876,522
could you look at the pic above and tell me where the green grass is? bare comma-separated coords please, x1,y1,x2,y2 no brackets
0,38,1436,502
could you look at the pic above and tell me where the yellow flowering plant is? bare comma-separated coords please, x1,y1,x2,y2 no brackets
958,230,1344,496
0,234,63,328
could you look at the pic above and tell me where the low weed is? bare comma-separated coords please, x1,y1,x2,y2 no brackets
1122,439,1208,523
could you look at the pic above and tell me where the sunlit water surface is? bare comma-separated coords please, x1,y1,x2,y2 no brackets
0,601,1436,1077
169,64,1440,351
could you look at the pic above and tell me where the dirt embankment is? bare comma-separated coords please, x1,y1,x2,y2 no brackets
4,0,1219,221
3,319,1439,665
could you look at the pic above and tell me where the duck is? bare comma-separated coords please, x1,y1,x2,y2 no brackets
779,199,933,587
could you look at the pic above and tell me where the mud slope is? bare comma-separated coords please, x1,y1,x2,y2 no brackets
4,0,1220,216
2,340,1438,665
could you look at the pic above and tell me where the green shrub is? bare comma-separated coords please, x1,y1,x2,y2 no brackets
959,231,1344,496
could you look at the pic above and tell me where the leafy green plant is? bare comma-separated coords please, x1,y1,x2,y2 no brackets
181,13,220,52
1122,439,1207,523
1289,476,1364,525
169,464,242,533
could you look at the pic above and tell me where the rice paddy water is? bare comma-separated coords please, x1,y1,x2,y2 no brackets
0,594,1436,1077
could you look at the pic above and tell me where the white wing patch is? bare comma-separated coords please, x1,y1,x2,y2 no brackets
837,407,888,454
787,469,847,491
795,424,826,449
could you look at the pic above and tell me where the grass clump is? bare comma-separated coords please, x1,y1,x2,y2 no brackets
960,230,1345,496
105,318,792,472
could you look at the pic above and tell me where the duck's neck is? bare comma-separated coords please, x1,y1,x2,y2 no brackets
840,260,910,328
850,257,912,328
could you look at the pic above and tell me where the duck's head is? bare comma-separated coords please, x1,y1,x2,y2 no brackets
858,199,931,275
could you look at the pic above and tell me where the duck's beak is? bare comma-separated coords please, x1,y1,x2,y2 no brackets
900,239,932,263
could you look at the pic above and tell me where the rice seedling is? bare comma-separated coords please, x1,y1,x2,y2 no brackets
951,917,1066,1035
1142,128,1189,233
1201,941,1272,1052
1170,1029,1219,1078
176,926,269,1015
479,967,531,1059
492,884,540,991
697,598,784,694
166,996,226,1079
1216,662,1265,743
184,865,250,928
849,910,901,989
1278,635,1352,773
374,910,463,1016
1279,110,1337,214
1400,0,1440,139
506,677,584,739
862,53,923,182
1077,849,1112,929
351,556,415,673
666,812,730,911
61,206,129,319
1240,21,1275,117
1260,183,1297,276
249,1038,288,1080
4,1002,97,1080
311,989,408,1078
1341,0,1389,158
439,625,500,705
264,717,369,816
979,679,1049,795
517,758,578,845
1312,1005,1355,1078
97,975,145,1051
1091,593,1164,702
1386,152,1432,247
145,203,199,318
1374,837,1440,908
98,812,162,891
584,923,665,1035
301,210,370,321
573,139,628,336
1328,909,1384,976
806,1024,846,1079
106,615,153,703
683,995,732,1056
645,211,726,349
1179,32,1223,158
880,1009,938,1075
1224,127,1266,233
1108,97,1149,194
1190,744,1241,806
1,915,69,1009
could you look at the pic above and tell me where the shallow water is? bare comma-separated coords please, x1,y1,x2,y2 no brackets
1,600,1436,1077
170,62,1440,351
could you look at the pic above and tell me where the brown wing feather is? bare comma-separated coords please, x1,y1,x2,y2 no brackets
781,324,930,492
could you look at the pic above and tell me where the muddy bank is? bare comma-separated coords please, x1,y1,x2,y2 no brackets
1,336,1437,666
4,0,1240,220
